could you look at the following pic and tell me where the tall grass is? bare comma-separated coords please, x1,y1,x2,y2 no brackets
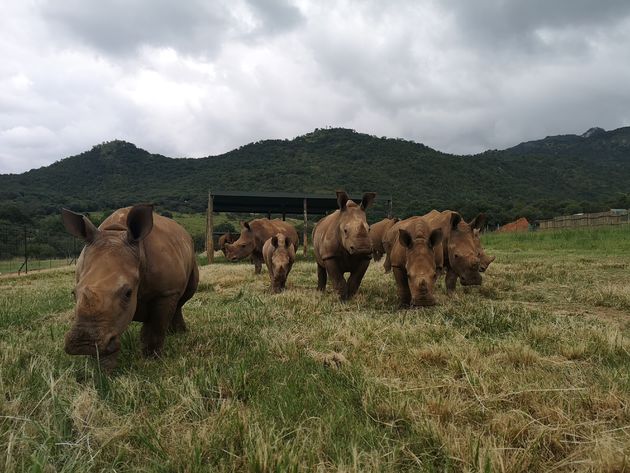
1,227,629,471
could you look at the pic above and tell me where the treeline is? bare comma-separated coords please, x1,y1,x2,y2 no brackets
0,126,629,257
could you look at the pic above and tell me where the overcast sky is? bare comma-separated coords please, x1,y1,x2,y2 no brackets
1,0,630,173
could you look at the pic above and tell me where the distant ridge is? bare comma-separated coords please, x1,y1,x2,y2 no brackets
1,126,629,225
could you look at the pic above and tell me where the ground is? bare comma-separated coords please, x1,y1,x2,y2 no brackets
1,227,629,472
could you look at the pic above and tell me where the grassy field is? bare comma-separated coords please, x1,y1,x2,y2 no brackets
1,227,629,472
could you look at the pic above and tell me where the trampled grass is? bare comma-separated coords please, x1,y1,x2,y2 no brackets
1,227,629,472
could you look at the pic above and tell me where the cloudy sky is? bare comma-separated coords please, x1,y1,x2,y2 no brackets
1,0,630,173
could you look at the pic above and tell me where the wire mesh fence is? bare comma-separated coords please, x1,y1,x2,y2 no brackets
0,224,79,275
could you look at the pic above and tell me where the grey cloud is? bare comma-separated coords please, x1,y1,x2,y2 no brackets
1,0,630,173
40,0,304,57
441,0,630,53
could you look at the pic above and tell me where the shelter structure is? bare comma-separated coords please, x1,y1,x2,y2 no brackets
206,191,392,262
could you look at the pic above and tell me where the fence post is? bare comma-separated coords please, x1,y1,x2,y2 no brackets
24,227,28,274
206,192,214,263
303,198,308,256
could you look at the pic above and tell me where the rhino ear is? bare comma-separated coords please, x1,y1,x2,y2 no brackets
392,217,400,223
470,213,487,230
61,208,100,243
127,204,154,243
271,235,279,247
450,212,462,230
428,228,443,249
361,192,376,210
336,190,349,211
399,229,413,249
243,221,252,231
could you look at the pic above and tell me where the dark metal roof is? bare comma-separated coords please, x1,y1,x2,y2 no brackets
209,190,390,215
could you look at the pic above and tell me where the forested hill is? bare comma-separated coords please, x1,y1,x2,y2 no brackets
1,126,629,225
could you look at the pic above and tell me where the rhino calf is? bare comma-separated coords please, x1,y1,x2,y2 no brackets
384,217,443,307
369,217,399,263
263,233,296,293
61,205,199,371
423,210,487,293
225,219,298,274
313,190,376,301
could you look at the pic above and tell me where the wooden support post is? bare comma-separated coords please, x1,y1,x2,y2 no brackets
303,198,308,256
206,192,214,263
24,227,28,274
282,213,286,221
267,211,271,220
388,198,393,218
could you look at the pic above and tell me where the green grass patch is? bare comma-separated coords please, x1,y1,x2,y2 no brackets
1,228,630,471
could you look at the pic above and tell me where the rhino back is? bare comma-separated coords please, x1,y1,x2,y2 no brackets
251,219,297,251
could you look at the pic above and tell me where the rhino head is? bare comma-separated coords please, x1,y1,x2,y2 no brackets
269,234,293,293
337,191,376,256
473,228,495,272
225,221,256,261
448,212,487,286
399,224,443,307
61,205,154,368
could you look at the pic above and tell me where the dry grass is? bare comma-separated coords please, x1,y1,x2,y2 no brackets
1,228,630,471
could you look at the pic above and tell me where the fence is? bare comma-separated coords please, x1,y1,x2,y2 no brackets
0,224,79,275
538,209,630,230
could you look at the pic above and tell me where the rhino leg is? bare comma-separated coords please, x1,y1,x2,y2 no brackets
347,258,370,299
317,264,327,291
169,306,187,333
324,259,348,300
252,254,263,274
383,253,392,273
141,296,178,357
445,269,458,294
392,267,411,309
169,267,196,334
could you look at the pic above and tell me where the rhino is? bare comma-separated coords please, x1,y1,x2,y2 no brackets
473,228,495,272
369,217,399,263
422,210,487,292
225,219,298,274
218,231,237,257
383,216,443,307
262,233,296,293
61,205,199,371
313,190,376,300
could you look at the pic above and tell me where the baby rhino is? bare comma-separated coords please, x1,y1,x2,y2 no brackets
61,204,199,371
263,233,295,293
384,217,443,307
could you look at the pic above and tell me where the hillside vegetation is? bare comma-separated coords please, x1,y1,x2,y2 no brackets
1,127,629,228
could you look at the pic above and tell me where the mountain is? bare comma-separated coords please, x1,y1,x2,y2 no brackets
1,127,630,228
